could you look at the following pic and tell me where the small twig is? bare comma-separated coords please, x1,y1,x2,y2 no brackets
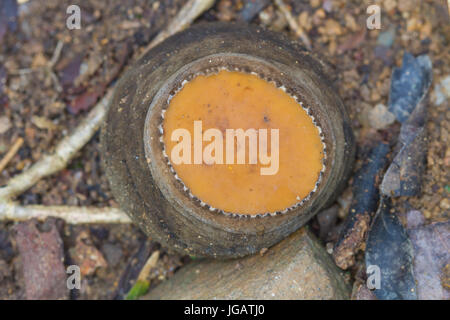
48,40,64,69
0,137,24,172
273,0,312,50
47,69,62,93
0,201,131,224
126,250,160,300
137,250,160,282
9,68,34,75
47,40,64,93
138,0,215,59
113,239,156,299
332,142,390,270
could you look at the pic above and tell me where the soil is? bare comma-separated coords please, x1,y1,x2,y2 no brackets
0,0,448,299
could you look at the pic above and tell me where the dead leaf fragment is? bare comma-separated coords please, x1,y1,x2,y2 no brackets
69,230,107,276
407,220,450,300
14,218,68,300
32,116,59,130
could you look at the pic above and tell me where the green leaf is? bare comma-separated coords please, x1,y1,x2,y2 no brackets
125,280,150,300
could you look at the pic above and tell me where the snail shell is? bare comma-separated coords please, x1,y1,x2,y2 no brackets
101,22,355,258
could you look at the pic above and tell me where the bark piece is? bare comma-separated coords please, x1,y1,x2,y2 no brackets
144,228,350,300
388,53,432,123
381,99,428,197
333,142,390,270
68,84,106,114
14,218,68,300
365,198,417,300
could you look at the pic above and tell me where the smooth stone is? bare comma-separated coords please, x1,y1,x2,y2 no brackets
144,228,351,300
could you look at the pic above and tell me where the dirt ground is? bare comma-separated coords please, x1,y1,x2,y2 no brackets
0,0,448,299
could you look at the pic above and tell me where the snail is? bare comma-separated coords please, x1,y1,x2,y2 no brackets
101,22,355,258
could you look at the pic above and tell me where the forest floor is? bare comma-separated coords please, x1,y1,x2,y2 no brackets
0,0,448,299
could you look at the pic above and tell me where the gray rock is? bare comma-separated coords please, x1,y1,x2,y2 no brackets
144,228,351,300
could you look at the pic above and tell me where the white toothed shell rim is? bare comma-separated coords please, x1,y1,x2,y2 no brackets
158,66,327,219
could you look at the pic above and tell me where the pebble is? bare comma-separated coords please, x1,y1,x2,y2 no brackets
434,75,450,106
69,230,108,276
298,11,311,31
102,243,123,267
440,198,450,210
377,27,396,48
368,103,396,129
323,19,343,36
397,0,416,13
344,14,357,31
310,0,320,9
383,0,397,13
322,0,333,13
0,116,11,134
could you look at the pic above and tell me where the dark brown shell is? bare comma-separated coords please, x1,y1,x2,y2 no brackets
101,22,355,258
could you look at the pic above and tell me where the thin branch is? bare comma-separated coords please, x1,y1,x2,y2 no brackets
273,0,312,50
138,250,160,282
0,137,24,172
0,202,131,224
48,40,64,69
138,0,215,59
